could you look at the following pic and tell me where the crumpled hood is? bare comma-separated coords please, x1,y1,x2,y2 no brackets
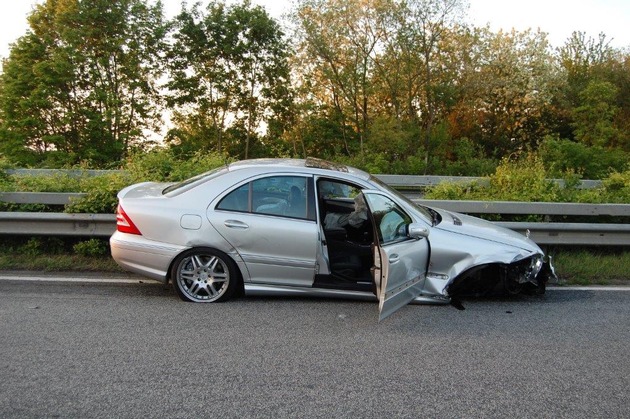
433,208,541,253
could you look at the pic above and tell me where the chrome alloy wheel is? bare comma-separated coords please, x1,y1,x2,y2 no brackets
173,249,235,302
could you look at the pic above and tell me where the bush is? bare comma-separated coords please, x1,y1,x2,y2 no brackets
599,170,630,203
0,166,88,212
425,153,564,202
125,148,229,182
2,149,229,214
440,138,498,176
65,149,229,214
0,156,13,185
487,154,562,202
65,173,131,214
73,239,109,257
425,151,626,205
12,237,67,256
539,137,629,179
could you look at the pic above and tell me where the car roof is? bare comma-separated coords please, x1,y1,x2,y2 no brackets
227,158,371,180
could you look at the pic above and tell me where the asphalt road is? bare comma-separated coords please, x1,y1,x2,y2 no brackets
0,276,629,418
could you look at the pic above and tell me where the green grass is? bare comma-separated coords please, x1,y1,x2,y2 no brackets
0,253,123,273
0,248,628,286
550,250,630,286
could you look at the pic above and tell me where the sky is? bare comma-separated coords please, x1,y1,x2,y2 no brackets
1,0,629,61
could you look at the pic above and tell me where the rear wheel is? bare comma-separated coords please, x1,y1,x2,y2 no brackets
171,248,238,303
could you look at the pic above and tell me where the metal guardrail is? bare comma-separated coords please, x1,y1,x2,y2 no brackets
415,199,630,245
412,199,630,217
497,222,630,246
4,169,602,189
5,169,125,177
0,212,116,237
1,211,628,245
1,196,629,245
0,192,86,205
376,174,602,189
1,177,627,245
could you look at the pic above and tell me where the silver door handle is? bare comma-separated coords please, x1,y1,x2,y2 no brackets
224,220,249,229
389,254,399,263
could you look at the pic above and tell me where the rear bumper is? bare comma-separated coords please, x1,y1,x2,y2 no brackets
110,231,187,283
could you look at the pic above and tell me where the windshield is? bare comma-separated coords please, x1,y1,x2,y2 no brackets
162,166,228,195
369,175,436,225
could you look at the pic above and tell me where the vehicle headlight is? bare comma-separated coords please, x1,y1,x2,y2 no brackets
525,255,544,282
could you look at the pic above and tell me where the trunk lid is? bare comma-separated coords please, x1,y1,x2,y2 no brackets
117,182,174,200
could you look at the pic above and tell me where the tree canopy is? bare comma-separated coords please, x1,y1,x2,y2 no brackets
164,0,291,159
0,0,628,179
0,0,167,166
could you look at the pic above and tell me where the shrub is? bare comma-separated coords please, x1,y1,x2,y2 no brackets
600,170,630,203
425,153,564,202
539,137,629,179
487,154,562,202
441,139,498,176
73,239,109,257
65,173,131,214
125,148,229,182
18,237,66,256
65,149,229,214
0,156,13,185
0,170,84,212
424,152,630,223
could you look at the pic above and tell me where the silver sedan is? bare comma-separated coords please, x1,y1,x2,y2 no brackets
110,158,554,320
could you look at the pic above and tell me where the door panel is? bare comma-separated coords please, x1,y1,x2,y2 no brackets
210,175,318,286
375,241,428,320
364,192,430,320
211,212,318,286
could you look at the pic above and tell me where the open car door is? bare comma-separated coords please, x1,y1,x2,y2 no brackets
362,191,430,321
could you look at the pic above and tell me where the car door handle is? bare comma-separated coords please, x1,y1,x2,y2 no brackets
224,220,249,229
389,254,400,263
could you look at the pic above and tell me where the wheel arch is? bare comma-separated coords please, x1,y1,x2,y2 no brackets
166,246,242,283
168,246,245,300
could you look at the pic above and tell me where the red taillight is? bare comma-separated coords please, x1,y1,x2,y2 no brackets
116,204,141,235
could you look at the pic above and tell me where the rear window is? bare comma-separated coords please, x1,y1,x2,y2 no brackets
162,166,228,195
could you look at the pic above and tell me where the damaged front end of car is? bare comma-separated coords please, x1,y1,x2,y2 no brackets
419,209,559,307
445,254,557,302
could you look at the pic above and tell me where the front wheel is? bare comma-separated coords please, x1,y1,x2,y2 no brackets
171,248,238,303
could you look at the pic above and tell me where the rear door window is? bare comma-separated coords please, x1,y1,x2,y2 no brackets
217,176,314,220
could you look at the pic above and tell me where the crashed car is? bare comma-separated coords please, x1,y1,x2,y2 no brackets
110,158,555,320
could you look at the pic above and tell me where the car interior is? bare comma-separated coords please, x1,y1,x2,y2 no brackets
314,179,375,292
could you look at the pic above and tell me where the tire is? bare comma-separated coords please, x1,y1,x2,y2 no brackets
171,248,239,303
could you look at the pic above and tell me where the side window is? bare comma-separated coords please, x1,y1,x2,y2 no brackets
364,194,412,244
217,176,312,220
216,183,249,212
253,176,308,219
318,179,361,199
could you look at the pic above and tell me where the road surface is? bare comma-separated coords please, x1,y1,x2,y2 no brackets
1,275,628,418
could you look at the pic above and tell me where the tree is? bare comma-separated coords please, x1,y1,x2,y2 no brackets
293,0,392,156
448,28,559,156
166,0,291,159
0,33,53,165
293,0,467,169
557,32,629,151
572,80,619,147
386,0,467,172
0,0,167,167
558,32,616,106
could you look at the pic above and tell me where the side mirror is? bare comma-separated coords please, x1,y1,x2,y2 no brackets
408,223,429,239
